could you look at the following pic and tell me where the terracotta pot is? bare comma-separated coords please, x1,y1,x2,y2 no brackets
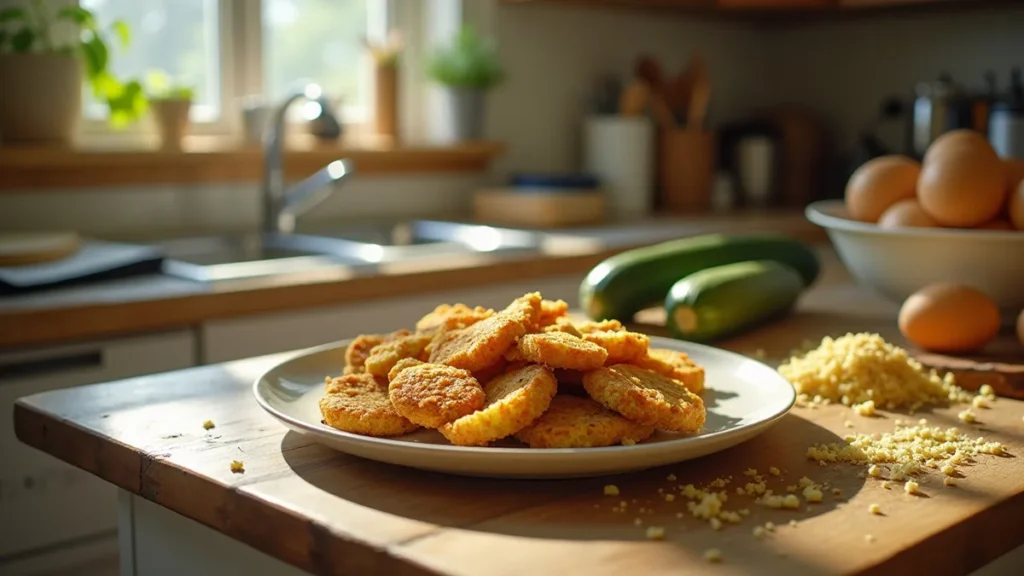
150,98,192,150
0,53,82,145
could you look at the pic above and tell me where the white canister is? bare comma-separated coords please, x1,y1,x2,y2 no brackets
989,104,1024,161
583,116,654,217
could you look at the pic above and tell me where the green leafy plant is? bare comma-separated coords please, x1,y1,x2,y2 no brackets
0,0,145,127
145,70,195,101
427,25,503,90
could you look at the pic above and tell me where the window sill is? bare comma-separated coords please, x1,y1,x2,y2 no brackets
0,136,506,191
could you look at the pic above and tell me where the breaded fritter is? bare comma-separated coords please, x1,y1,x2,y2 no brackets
632,348,705,394
543,316,582,338
387,357,424,382
576,319,625,334
538,299,569,327
440,364,557,446
365,333,433,377
415,303,494,334
515,395,655,448
515,332,608,371
580,328,649,364
583,364,705,433
427,292,541,372
472,358,508,384
388,363,486,428
319,374,419,437
344,329,409,374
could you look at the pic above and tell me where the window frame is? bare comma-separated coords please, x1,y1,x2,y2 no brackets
78,0,393,145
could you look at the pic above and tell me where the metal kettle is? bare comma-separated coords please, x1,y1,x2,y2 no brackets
910,75,970,159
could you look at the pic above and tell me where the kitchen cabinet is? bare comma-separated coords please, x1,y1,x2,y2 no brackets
717,0,832,8
0,330,196,576
200,274,586,363
503,0,1007,14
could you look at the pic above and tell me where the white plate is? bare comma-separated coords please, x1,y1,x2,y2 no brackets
254,336,796,479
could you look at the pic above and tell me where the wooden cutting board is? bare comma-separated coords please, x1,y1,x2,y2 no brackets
0,232,80,266
914,335,1024,399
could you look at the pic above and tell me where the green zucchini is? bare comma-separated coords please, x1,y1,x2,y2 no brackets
579,234,820,321
665,260,804,342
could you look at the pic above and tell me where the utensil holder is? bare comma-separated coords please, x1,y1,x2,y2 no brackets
374,64,399,144
658,129,716,213
583,116,654,217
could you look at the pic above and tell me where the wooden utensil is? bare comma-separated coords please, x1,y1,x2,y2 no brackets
618,81,651,117
635,55,676,126
0,232,80,266
648,91,678,129
687,53,711,130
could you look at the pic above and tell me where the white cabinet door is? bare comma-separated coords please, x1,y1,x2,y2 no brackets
201,273,585,363
0,330,196,570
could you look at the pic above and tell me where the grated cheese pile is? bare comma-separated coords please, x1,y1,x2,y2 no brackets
806,421,1005,481
778,333,972,410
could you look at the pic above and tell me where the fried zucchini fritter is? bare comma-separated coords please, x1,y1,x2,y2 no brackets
364,333,433,378
440,364,557,446
415,303,494,334
515,332,608,371
388,363,485,429
631,348,705,394
344,329,410,374
427,292,541,372
580,328,649,364
387,357,425,382
543,317,583,338
515,395,655,448
319,374,419,437
583,364,705,433
537,299,569,328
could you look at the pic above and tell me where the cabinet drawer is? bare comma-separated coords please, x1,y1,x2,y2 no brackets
0,330,196,560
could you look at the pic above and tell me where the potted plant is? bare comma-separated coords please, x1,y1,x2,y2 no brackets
0,2,144,145
427,25,503,142
146,70,195,150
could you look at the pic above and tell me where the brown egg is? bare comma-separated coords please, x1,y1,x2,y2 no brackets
1005,158,1024,190
1018,309,1024,347
898,283,1001,354
845,155,920,222
918,133,1007,227
877,199,939,229
1011,180,1024,230
977,219,1014,230
923,129,990,166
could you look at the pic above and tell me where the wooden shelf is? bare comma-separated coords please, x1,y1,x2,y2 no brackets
500,0,1016,16
0,137,506,191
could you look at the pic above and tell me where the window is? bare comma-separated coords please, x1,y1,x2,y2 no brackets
82,0,387,135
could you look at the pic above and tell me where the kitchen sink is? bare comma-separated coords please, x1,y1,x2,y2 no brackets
159,221,543,283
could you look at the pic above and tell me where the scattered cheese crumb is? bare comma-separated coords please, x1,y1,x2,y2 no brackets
802,486,824,503
743,468,759,477
798,476,815,488
634,518,643,526
941,464,955,476
603,485,620,496
943,477,956,487
709,518,722,531
853,400,876,416
868,464,882,477
739,508,750,516
869,503,881,515
958,409,976,424
832,488,843,497
865,534,876,543
782,494,800,509
764,522,776,532
789,519,798,528
786,485,797,493
844,420,854,428
621,438,636,446
666,473,677,481
882,481,892,490
904,480,920,495
229,460,244,473
979,384,995,398
768,466,781,476
752,526,766,539
972,396,990,409
704,548,722,563
665,494,676,502
203,420,215,430
646,526,665,540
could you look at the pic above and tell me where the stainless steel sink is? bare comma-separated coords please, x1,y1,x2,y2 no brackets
159,221,543,283
160,233,370,282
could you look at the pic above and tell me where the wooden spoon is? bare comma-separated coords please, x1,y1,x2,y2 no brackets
619,81,651,117
687,53,711,130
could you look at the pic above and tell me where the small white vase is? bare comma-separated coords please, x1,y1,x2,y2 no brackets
149,98,192,150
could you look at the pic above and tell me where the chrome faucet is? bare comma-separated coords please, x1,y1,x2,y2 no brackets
261,83,354,234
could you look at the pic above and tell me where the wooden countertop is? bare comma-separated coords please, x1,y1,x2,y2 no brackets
0,212,824,348
14,253,1024,575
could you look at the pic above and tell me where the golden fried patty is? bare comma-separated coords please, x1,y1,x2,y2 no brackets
427,292,540,372
515,331,608,371
583,364,705,433
537,299,569,328
344,329,409,374
440,364,557,446
515,395,655,448
415,303,495,334
577,321,650,364
388,363,486,428
365,333,433,377
319,374,419,437
632,348,705,394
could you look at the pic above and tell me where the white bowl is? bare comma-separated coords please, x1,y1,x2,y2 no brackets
806,200,1024,313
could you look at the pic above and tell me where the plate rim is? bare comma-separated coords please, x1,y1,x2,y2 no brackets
252,336,796,458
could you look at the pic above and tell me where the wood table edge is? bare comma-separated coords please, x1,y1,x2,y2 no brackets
12,399,440,576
